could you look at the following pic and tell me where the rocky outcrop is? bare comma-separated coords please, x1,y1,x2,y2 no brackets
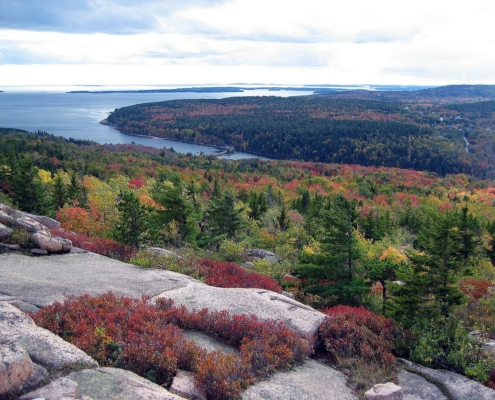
152,282,326,340
365,382,404,400
241,359,357,400
0,339,34,398
0,204,70,255
400,359,495,400
245,248,281,264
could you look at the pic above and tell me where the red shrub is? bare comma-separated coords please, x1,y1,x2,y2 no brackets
199,259,282,293
51,228,137,262
33,293,310,399
460,279,495,301
319,305,401,366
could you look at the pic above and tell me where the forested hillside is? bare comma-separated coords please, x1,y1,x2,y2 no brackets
2,126,495,391
104,88,495,178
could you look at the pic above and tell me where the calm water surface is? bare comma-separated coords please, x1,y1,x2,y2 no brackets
0,88,313,159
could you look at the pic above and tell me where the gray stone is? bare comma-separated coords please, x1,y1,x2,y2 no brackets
13,216,46,234
398,369,447,400
0,222,12,240
364,382,403,400
19,376,78,400
30,248,49,256
147,247,182,259
282,291,295,299
13,363,50,397
170,370,206,400
400,359,495,400
0,338,34,397
245,249,280,264
32,233,72,253
243,262,255,268
68,367,186,400
0,210,15,226
152,282,326,340
0,302,98,370
182,331,239,355
241,359,357,400
22,213,61,229
0,252,197,307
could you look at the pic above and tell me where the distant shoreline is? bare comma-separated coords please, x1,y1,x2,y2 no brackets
100,118,235,157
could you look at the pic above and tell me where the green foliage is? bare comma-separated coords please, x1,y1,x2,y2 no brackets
113,190,153,249
296,194,367,306
407,317,494,381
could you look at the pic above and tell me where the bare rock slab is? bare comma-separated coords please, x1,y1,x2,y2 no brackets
365,382,403,400
67,367,186,400
241,359,357,400
153,283,326,339
401,359,495,400
19,376,78,400
170,370,206,400
0,302,98,371
398,369,447,400
182,330,239,355
0,338,34,397
0,252,197,308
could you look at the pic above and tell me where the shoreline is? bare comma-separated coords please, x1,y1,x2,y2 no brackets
100,118,236,157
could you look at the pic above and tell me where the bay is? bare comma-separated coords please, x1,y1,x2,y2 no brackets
0,87,313,159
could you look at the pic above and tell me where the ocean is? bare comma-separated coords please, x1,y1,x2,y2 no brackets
0,86,313,159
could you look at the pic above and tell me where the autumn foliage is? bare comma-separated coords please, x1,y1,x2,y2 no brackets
32,293,310,399
319,305,401,366
51,228,137,262
198,259,282,293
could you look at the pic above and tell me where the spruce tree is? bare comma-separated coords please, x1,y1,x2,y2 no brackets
389,210,468,327
296,194,366,305
113,190,152,249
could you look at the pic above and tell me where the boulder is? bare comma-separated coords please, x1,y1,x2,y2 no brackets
0,338,34,397
13,363,50,397
19,376,78,400
11,216,46,234
0,222,12,241
152,282,326,340
0,302,98,371
400,359,495,400
170,370,206,400
241,359,357,400
23,213,61,229
32,233,72,253
398,369,447,400
364,382,403,400
147,247,182,259
182,331,239,355
245,249,281,264
0,210,15,226
67,367,186,400
30,248,49,256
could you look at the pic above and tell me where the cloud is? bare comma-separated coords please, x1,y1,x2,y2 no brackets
0,0,227,34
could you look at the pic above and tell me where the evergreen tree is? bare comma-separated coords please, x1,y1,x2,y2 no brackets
151,174,200,246
113,190,153,249
207,190,245,246
389,210,469,327
296,194,366,305
277,203,289,231
52,174,66,209
10,156,54,216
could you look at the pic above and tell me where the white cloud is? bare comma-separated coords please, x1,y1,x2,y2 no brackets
0,0,494,85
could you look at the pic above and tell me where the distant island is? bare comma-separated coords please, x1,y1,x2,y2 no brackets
67,85,435,95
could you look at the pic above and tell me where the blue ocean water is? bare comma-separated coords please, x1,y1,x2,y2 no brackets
0,87,313,158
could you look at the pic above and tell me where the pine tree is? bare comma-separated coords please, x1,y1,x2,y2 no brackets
151,174,199,246
296,194,366,305
52,174,66,210
207,190,245,246
113,190,152,249
389,210,468,327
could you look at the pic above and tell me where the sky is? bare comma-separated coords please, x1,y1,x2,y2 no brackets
0,0,494,87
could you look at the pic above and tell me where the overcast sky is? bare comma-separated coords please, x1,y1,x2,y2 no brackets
0,0,494,87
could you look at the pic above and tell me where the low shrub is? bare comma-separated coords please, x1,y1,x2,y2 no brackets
51,228,137,262
33,292,310,399
319,305,401,366
199,259,282,293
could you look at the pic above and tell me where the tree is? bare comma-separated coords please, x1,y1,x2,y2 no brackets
151,174,199,246
296,194,366,305
389,210,470,328
206,190,246,246
52,174,66,209
113,190,153,249
9,156,54,216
